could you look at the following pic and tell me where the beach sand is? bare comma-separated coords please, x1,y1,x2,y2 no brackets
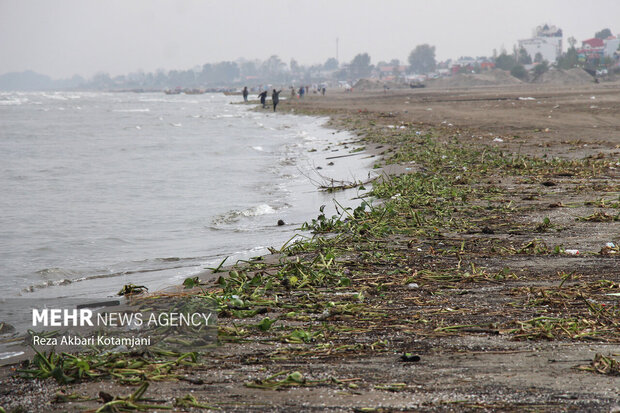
1,82,620,412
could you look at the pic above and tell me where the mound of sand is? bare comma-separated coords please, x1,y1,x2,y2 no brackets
353,79,409,91
427,70,522,89
532,68,594,85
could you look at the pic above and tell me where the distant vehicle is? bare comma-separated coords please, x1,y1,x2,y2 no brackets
164,87,181,95
596,68,608,76
409,82,426,89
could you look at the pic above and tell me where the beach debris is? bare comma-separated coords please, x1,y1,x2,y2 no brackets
407,283,419,289
564,249,580,255
53,391,93,404
400,353,421,362
518,97,536,101
277,219,286,226
95,382,171,412
600,242,618,255
0,322,15,334
117,284,148,296
245,370,312,390
578,354,620,376
174,394,216,409
577,212,618,222
493,137,504,143
374,382,407,392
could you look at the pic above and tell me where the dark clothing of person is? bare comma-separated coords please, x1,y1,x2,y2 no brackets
242,87,249,102
272,89,281,112
258,91,267,108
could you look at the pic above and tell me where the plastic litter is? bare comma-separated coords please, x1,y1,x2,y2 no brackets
565,249,579,255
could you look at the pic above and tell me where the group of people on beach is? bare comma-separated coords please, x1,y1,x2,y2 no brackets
255,89,282,112
242,83,326,112
293,85,326,98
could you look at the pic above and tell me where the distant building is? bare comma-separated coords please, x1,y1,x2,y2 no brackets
450,57,494,74
377,65,407,79
577,35,620,65
518,24,563,63
603,37,620,59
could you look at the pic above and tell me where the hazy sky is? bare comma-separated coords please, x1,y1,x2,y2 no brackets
1,0,619,79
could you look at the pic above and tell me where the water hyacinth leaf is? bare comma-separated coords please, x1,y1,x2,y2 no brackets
183,276,201,289
256,317,276,331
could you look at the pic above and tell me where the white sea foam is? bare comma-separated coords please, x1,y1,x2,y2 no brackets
0,97,28,106
0,352,24,360
212,204,277,225
113,108,150,113
42,93,68,100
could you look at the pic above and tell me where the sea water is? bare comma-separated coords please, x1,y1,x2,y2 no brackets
0,91,374,302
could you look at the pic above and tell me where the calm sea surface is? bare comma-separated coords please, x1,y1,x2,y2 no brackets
0,91,373,300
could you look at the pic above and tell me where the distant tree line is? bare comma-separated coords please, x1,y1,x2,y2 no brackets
0,44,442,91
3,27,615,91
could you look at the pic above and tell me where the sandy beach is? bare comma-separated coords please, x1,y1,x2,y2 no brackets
1,81,620,412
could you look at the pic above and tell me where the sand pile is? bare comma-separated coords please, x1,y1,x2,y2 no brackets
533,68,593,85
427,70,522,88
353,78,409,91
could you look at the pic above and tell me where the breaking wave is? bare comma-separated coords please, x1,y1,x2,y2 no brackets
212,204,277,225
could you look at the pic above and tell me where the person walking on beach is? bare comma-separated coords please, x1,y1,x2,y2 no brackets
272,89,282,112
298,86,305,99
258,91,267,108
242,86,249,102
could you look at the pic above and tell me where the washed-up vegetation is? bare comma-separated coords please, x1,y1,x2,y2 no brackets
5,104,620,411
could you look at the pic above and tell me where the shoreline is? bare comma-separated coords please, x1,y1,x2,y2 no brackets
0,97,378,364
1,84,620,412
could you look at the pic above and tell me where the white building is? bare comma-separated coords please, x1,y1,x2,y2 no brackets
604,37,620,58
518,24,563,63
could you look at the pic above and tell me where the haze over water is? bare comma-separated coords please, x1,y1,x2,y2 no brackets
0,92,372,299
